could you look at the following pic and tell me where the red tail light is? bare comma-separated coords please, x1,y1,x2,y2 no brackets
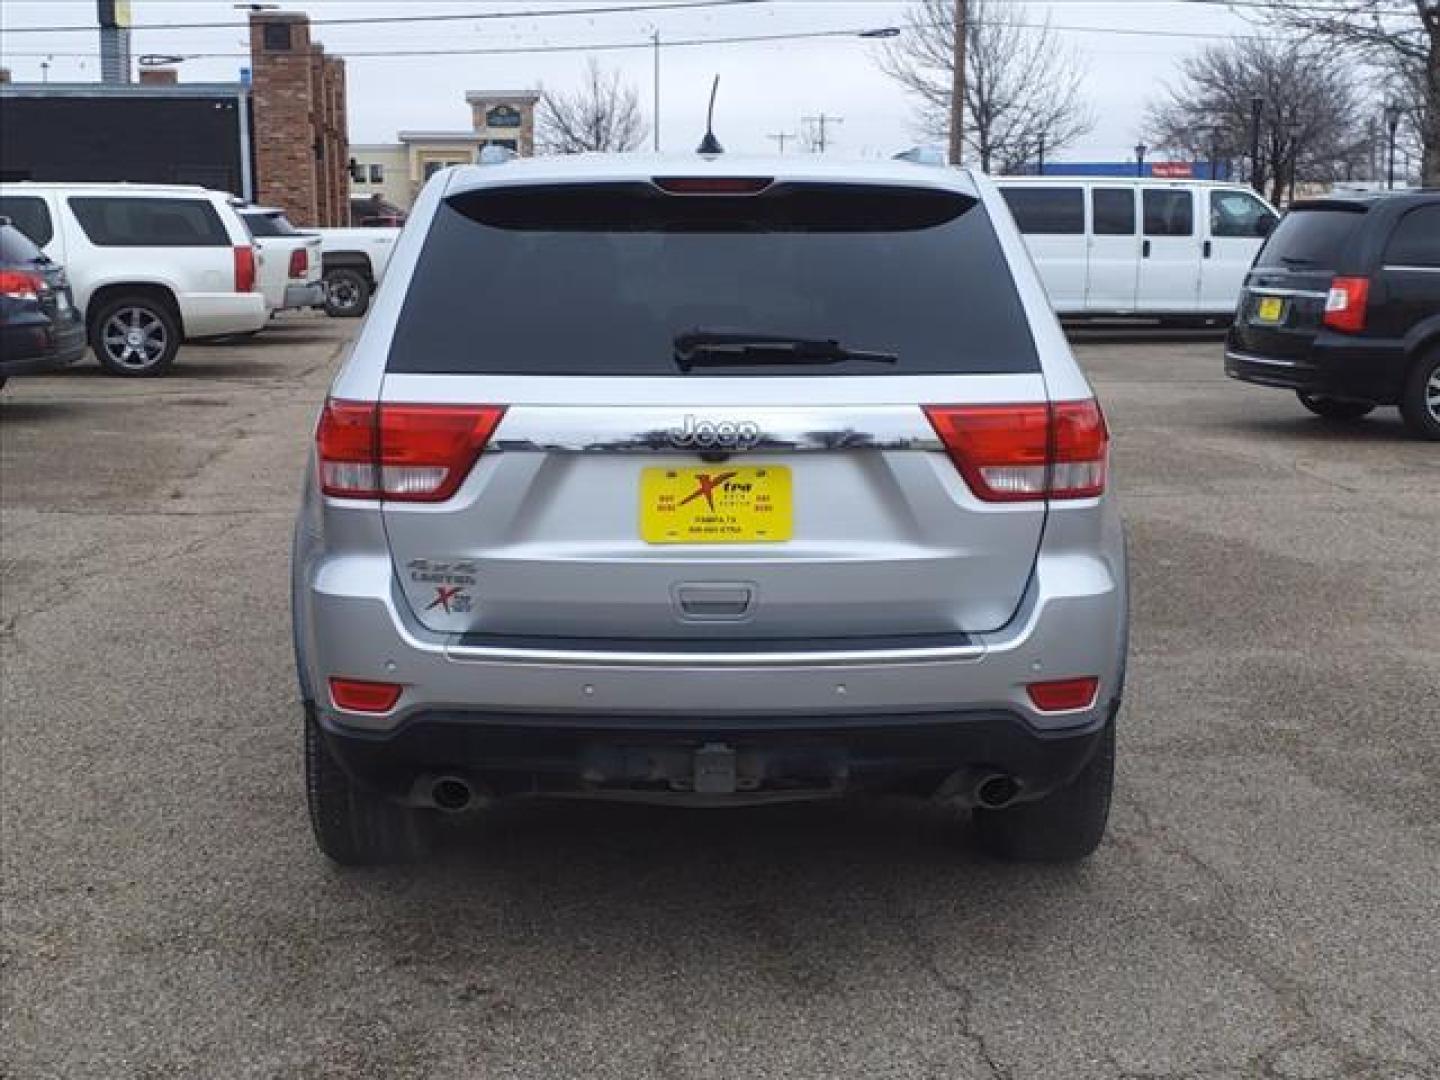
0,269,44,300
923,400,1108,502
1323,276,1369,333
233,245,256,293
1026,677,1099,713
287,247,307,279
329,677,403,713
316,399,506,501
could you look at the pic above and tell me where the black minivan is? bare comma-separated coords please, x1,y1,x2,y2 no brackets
1225,191,1440,440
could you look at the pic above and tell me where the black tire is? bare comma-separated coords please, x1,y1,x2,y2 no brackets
1296,392,1374,421
323,267,370,319
304,708,432,866
88,294,181,377
973,719,1116,862
1398,350,1440,441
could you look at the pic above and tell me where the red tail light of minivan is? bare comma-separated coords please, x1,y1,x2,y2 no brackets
316,399,506,501
924,400,1109,502
1322,276,1369,333
233,245,257,293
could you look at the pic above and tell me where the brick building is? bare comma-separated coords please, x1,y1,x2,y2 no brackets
0,8,348,226
247,11,348,226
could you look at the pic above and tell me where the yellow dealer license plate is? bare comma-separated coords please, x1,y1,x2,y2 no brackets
640,466,792,544
1255,295,1286,324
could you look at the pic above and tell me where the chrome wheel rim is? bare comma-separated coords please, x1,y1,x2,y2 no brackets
328,278,360,310
1427,367,1440,424
101,307,167,370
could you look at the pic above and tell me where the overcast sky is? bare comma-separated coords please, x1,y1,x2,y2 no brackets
1,0,1258,162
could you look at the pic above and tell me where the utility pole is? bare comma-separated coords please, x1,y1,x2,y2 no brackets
948,0,966,165
651,29,660,152
768,131,796,155
802,113,843,154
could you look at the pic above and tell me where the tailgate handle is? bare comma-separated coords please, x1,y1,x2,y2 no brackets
675,583,754,620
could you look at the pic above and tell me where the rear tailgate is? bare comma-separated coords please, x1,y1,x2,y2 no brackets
1231,203,1368,358
370,178,1059,642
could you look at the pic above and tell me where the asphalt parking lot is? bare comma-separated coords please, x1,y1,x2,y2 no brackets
2,315,1437,1079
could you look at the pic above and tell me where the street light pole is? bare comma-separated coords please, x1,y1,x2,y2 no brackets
1037,132,1046,176
1384,103,1404,189
652,29,660,153
1134,142,1147,178
1249,94,1264,193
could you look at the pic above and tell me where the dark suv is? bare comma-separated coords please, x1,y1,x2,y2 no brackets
1225,191,1440,440
0,218,86,387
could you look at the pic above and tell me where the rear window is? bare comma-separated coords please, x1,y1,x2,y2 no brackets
1000,187,1084,235
387,182,1039,376
1255,207,1364,270
68,197,229,247
0,196,54,247
0,224,44,264
243,211,300,238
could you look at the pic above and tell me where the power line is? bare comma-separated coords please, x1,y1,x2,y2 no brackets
2,0,766,35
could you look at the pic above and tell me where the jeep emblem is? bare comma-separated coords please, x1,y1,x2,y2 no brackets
667,415,762,450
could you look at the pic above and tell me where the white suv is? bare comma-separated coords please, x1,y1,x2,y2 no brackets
0,183,268,376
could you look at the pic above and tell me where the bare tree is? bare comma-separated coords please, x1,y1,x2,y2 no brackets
538,59,648,155
1147,38,1375,203
1251,0,1438,185
876,0,1094,172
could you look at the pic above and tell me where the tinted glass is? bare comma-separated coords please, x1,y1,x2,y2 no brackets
1211,190,1275,238
999,187,1084,234
69,197,228,247
0,223,44,264
1254,208,1365,269
1092,189,1135,235
243,211,299,237
1383,204,1440,267
389,182,1039,376
1143,190,1193,236
0,196,54,247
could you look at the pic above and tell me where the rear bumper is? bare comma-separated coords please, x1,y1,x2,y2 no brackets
315,700,1116,805
1224,335,1410,405
0,319,86,375
282,281,326,310
178,293,269,339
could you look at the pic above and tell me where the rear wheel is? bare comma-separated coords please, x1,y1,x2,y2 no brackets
972,719,1115,862
304,708,433,865
1398,351,1440,441
1296,392,1374,421
89,294,180,377
323,267,370,318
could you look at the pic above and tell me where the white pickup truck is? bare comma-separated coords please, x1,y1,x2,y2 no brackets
236,207,325,317
311,226,400,318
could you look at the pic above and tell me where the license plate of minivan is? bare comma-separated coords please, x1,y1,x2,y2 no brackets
640,466,792,544
1254,295,1286,324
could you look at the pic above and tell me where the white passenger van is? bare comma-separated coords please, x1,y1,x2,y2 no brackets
995,177,1279,321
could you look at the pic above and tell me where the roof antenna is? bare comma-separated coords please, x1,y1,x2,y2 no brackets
696,75,724,155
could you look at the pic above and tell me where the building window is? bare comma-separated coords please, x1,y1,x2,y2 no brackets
368,164,384,183
263,22,292,51
486,104,522,128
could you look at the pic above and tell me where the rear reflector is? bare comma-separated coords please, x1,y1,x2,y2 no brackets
329,677,403,713
653,176,773,195
233,245,256,293
923,400,1108,501
1323,276,1369,333
287,247,307,279
316,399,506,501
1026,677,1099,713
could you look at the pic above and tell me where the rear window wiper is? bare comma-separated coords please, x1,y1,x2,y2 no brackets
674,328,898,371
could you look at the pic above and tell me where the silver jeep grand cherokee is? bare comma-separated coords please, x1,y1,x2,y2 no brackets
292,156,1128,865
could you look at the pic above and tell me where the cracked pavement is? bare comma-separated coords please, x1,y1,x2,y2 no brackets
2,317,1437,1078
